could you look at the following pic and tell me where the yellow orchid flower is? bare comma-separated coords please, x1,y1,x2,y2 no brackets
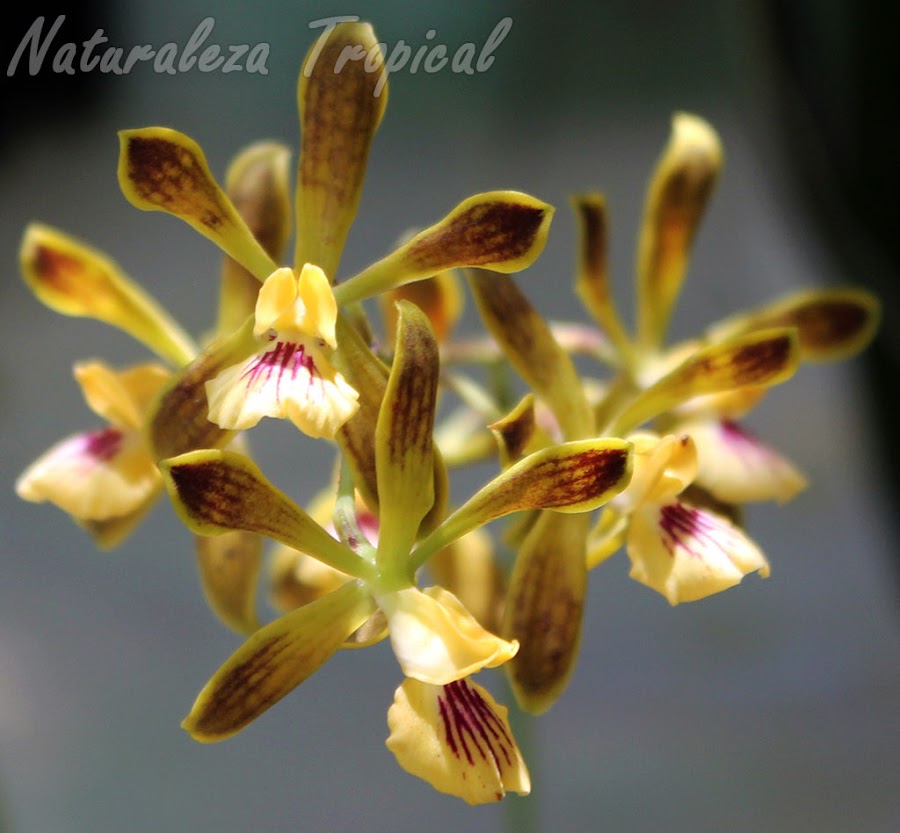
16,361,170,548
568,114,879,506
115,21,554,443
205,265,359,437
589,433,770,604
158,298,632,800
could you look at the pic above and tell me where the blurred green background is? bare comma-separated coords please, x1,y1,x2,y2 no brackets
1,2,897,832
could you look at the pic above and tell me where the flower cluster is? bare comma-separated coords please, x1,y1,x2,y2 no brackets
16,22,879,804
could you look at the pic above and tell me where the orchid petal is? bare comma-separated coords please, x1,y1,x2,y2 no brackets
195,531,263,635
20,224,196,366
295,21,388,280
386,677,530,804
217,142,292,334
706,287,881,363
572,193,632,358
17,427,160,522
118,127,277,280
378,586,518,685
412,439,632,570
334,192,554,305
161,449,374,582
681,419,807,504
467,269,594,440
375,302,439,569
628,499,770,604
183,581,373,741
75,361,169,431
611,328,799,433
503,511,590,714
636,113,722,349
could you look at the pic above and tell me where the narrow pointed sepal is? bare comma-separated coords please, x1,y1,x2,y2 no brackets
414,440,632,568
381,268,463,345
375,302,439,567
146,321,252,461
489,394,536,469
20,224,196,366
467,269,593,440
118,128,277,280
295,21,387,279
613,328,799,433
386,677,530,804
160,449,372,581
334,193,554,305
182,581,374,742
637,113,722,348
217,142,293,334
707,288,881,363
195,531,263,635
572,193,631,356
503,511,590,714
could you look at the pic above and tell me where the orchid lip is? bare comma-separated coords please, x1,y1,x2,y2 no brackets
242,340,321,402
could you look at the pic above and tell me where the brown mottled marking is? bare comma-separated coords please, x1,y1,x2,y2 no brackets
190,632,293,736
126,136,227,230
149,350,233,460
728,335,792,384
31,245,84,291
168,460,299,538
575,197,607,282
406,203,546,271
505,511,589,710
778,301,869,352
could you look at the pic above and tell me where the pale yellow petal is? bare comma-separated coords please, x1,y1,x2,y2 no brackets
74,361,169,430
205,338,358,438
627,499,770,604
681,419,807,504
386,677,530,804
378,586,518,685
17,427,160,521
253,267,299,336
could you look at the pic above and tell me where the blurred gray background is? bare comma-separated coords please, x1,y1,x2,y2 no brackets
2,2,898,832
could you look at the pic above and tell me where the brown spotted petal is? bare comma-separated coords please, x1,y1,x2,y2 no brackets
20,224,195,366
572,194,632,357
706,288,880,363
636,113,722,349
489,394,537,469
467,269,594,440
610,328,800,434
118,128,277,280
381,268,464,346
183,580,374,742
146,319,254,461
161,449,374,582
503,510,591,714
375,302,439,569
410,439,632,572
195,531,263,636
332,313,448,535
334,193,554,306
217,142,293,334
295,21,387,280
